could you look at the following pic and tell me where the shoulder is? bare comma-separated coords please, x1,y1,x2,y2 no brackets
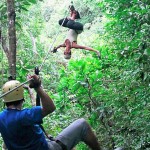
20,106,43,125
22,106,42,113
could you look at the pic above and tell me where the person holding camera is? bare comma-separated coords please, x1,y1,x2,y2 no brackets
0,74,101,150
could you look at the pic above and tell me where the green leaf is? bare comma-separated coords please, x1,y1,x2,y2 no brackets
16,22,22,29
28,0,37,4
19,6,28,11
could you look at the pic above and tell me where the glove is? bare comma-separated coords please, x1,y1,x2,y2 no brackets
52,47,57,53
29,75,41,88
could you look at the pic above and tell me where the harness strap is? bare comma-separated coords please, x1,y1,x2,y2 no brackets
34,67,50,138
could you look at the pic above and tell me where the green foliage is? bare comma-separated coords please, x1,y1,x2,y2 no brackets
99,0,150,83
54,0,150,149
0,0,150,149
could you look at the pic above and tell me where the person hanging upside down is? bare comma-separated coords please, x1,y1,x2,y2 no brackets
53,8,101,59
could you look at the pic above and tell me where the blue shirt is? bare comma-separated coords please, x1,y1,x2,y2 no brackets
0,106,49,150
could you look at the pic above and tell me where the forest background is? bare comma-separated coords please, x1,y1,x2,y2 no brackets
0,0,150,149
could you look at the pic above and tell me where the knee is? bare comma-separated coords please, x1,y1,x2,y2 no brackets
76,118,88,127
75,118,90,139
59,18,69,27
78,118,86,123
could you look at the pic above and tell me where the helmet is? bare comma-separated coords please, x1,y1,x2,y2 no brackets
2,80,24,103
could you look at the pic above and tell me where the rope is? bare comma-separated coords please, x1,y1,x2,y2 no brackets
0,3,74,99
1,41,4,85
39,2,76,70
0,19,4,85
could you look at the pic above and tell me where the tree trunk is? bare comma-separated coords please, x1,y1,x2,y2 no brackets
7,0,16,79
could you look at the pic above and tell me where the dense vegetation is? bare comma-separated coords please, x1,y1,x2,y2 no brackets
0,0,149,149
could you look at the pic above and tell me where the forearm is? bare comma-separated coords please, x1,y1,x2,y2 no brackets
35,87,56,117
56,43,66,49
85,47,97,52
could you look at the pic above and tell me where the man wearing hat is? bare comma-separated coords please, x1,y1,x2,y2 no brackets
0,75,101,150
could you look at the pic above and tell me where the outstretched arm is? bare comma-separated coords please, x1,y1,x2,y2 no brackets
29,75,56,117
55,43,66,49
72,42,101,58
52,43,66,53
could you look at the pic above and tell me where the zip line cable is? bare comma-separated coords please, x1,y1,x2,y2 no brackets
0,4,73,99
39,11,69,71
1,41,4,85
39,3,75,70
0,2,81,99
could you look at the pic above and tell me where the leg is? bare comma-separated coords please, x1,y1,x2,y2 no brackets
72,42,101,58
56,118,101,150
83,122,101,150
59,18,69,27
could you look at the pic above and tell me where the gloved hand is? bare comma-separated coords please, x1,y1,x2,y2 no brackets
29,75,41,88
52,47,57,53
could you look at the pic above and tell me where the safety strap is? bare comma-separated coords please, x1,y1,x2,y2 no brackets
34,67,40,106
34,67,53,140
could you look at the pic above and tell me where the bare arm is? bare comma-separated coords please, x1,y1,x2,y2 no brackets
72,42,101,58
35,87,56,117
29,75,56,117
55,43,66,49
52,43,66,53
